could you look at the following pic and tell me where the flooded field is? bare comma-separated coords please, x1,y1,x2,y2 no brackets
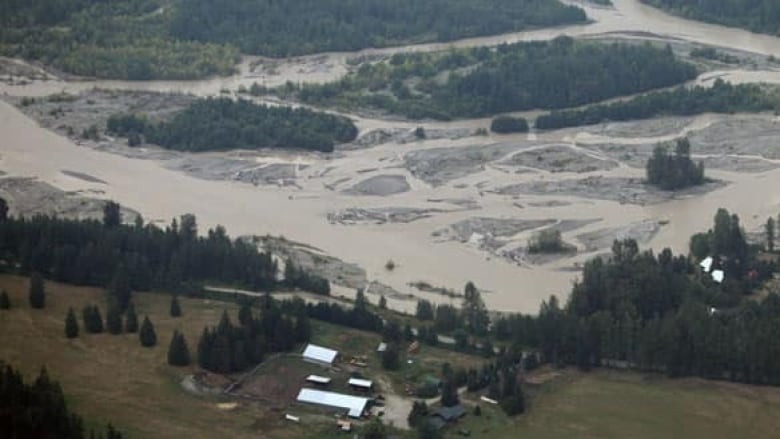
2,0,780,313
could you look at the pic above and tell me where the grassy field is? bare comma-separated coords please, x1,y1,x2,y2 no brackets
4,273,780,439
0,274,311,439
454,368,780,439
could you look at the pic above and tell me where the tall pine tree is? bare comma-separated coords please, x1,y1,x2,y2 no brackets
29,273,46,309
65,307,79,338
106,303,123,335
170,295,182,317
167,330,191,366
108,265,132,312
139,316,157,347
125,302,138,333
0,290,10,309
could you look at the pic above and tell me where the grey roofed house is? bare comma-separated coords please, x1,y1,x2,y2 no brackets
296,388,369,418
428,416,447,430
434,404,466,422
302,343,339,366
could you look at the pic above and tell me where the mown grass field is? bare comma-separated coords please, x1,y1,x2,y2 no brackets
4,273,780,439
453,368,780,439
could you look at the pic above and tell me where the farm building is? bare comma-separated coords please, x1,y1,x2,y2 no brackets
296,388,369,418
302,344,339,366
306,375,332,386
348,377,373,391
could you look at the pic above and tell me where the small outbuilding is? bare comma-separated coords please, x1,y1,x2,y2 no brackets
348,377,373,392
377,342,387,353
306,375,332,386
302,344,339,366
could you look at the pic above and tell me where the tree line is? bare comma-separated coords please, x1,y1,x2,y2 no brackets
642,0,780,37
293,37,697,120
535,79,778,129
0,198,330,300
170,0,586,57
107,97,358,153
0,363,124,438
646,138,706,190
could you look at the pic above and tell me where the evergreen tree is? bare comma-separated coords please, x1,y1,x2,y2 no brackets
440,379,459,407
125,302,138,333
382,343,401,370
28,273,46,309
170,295,182,317
238,303,253,326
106,303,123,335
462,281,489,335
416,300,434,320
361,418,387,439
0,290,10,309
103,201,121,227
0,196,7,222
139,316,157,347
407,400,429,427
82,305,104,334
767,217,775,252
379,295,387,309
167,330,191,366
65,307,79,338
108,265,132,312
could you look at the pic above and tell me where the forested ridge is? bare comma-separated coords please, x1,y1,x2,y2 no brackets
0,0,586,80
642,0,780,36
535,79,779,129
290,38,697,120
107,97,358,153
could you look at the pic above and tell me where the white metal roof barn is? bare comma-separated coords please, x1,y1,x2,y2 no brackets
296,388,369,418
302,344,338,366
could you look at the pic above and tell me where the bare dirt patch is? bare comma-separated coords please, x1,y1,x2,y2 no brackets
0,176,138,222
343,175,411,196
576,219,663,252
501,144,618,173
494,176,726,205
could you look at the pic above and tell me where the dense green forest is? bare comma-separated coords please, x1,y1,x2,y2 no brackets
0,0,585,79
535,79,778,129
0,0,238,80
646,138,706,190
0,199,330,299
291,38,697,119
0,363,124,438
170,0,585,57
642,0,780,36
107,98,358,153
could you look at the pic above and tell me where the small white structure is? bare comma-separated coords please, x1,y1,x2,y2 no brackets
348,378,373,391
700,256,713,273
306,375,332,385
302,344,338,366
712,269,725,284
480,396,499,405
376,342,387,353
296,388,369,418
285,414,300,423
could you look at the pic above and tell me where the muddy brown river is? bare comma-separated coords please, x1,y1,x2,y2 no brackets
2,0,780,313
